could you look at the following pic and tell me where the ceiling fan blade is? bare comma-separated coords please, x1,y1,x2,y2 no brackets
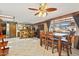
35,12,39,15
46,8,57,12
28,8,38,11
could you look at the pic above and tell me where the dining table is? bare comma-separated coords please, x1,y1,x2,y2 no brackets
54,32,68,41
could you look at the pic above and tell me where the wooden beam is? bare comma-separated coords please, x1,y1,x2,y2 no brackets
33,11,79,25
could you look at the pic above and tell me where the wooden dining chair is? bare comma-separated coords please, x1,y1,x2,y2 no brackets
46,32,59,53
0,39,9,56
49,35,70,56
54,35,72,56
62,35,73,55
0,34,9,56
0,47,9,56
40,32,47,49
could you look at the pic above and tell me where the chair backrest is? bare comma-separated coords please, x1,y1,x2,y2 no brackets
46,32,53,40
66,35,72,44
0,41,8,47
0,35,6,39
40,32,46,38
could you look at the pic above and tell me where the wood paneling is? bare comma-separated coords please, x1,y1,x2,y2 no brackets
9,23,16,37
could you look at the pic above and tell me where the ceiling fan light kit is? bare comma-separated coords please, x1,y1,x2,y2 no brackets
37,12,47,17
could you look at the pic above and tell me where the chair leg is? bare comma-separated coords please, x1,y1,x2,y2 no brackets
45,45,47,49
57,46,59,52
47,45,48,50
46,42,48,50
66,46,70,56
45,41,47,49
40,39,42,46
62,45,65,51
70,46,72,54
52,45,54,53
40,43,42,46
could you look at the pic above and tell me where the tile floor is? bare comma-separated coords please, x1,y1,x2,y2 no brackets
5,37,79,56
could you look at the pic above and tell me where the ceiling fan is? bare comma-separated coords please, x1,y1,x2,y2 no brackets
28,3,57,17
